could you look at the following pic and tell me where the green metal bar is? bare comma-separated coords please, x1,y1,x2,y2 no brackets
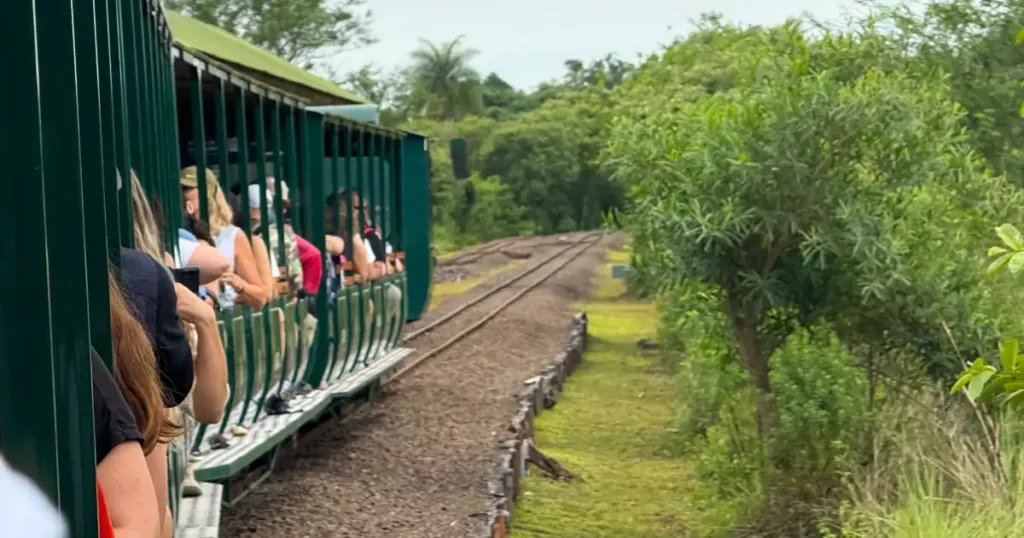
34,0,99,533
325,124,342,381
98,0,122,255
284,107,306,387
76,0,115,371
236,88,250,236
301,110,330,387
270,99,286,265
0,0,70,527
214,78,230,192
190,67,209,224
163,49,182,248
350,126,368,372
252,96,275,422
116,0,134,249
284,106,300,236
233,87,257,429
390,135,407,345
365,131,385,360
338,124,357,375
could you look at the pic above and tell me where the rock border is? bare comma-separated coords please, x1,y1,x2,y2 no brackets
483,312,589,538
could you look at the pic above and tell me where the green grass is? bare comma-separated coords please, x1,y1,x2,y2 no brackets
429,261,524,309
512,250,697,538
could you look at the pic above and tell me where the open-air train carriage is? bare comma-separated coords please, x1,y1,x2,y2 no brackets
0,1,432,537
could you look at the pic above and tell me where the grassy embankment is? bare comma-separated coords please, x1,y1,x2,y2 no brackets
512,250,696,538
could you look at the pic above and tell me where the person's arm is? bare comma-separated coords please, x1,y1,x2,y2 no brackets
249,235,276,299
151,257,195,408
98,442,160,538
225,231,269,309
324,234,345,256
174,283,228,424
351,233,370,279
145,443,169,538
185,242,230,285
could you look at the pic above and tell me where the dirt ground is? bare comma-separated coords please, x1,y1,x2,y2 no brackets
220,233,614,538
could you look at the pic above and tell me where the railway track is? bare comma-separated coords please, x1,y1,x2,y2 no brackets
222,231,611,536
437,237,519,267
396,231,603,379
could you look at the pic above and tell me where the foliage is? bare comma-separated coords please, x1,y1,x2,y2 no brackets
165,0,373,69
610,25,1004,433
407,37,483,121
873,0,1024,186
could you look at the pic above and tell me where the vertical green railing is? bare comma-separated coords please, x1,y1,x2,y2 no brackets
2,1,175,536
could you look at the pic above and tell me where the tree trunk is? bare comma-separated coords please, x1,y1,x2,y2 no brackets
726,296,776,435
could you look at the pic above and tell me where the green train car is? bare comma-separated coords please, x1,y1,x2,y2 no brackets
0,1,432,537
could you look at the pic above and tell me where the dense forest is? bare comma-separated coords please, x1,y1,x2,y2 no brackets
169,0,1024,534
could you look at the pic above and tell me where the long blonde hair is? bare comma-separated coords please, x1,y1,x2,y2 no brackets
130,171,163,261
202,173,234,235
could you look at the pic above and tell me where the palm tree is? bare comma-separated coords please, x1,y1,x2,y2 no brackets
409,36,482,120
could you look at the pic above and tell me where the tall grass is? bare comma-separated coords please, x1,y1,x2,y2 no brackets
842,393,1024,538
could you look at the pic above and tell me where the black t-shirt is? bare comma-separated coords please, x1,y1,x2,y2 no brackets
364,227,386,263
118,248,194,407
92,348,143,464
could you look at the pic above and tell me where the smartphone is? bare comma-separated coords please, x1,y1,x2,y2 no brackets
171,267,201,295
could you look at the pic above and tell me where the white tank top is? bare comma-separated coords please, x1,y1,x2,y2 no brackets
215,225,239,308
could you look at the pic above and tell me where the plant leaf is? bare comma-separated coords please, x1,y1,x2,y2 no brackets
988,253,1013,277
968,369,995,399
996,224,1024,251
951,371,974,394
1018,27,1024,44
990,246,1009,256
1002,339,1019,371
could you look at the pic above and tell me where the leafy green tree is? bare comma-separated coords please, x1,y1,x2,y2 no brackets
165,0,374,69
874,0,1024,185
408,36,483,120
608,27,1009,432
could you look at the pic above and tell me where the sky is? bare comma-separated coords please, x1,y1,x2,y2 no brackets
333,0,871,91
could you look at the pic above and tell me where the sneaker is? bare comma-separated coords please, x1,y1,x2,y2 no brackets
181,463,202,498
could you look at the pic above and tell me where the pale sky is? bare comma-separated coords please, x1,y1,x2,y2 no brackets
333,0,871,91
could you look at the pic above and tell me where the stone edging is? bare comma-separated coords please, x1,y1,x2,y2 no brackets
484,312,589,538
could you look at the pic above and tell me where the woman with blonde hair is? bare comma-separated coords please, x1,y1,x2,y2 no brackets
180,166,269,310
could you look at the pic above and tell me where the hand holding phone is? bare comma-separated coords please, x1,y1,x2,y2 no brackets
171,267,201,295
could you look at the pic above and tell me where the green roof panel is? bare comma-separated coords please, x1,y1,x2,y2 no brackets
166,10,363,104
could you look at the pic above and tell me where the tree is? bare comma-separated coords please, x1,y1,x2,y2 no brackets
164,0,374,70
607,27,1013,433
408,36,483,120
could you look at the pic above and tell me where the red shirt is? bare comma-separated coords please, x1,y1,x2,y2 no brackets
294,234,322,295
97,481,115,538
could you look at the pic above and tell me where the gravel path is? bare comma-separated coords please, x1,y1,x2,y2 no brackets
220,233,613,538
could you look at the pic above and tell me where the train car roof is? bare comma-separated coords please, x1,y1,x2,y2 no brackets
166,10,364,106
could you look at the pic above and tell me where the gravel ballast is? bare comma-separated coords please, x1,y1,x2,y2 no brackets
221,233,613,538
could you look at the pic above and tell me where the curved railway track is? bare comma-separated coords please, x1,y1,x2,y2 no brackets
220,231,610,536
397,232,603,379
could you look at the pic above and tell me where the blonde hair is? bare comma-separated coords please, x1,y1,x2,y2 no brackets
202,173,234,235
130,171,163,261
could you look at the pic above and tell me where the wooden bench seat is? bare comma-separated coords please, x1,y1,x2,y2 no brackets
326,346,413,398
192,386,334,482
176,482,223,538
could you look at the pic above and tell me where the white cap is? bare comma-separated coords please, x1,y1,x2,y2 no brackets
247,184,271,210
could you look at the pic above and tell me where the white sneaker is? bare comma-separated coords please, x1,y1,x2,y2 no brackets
181,463,202,498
